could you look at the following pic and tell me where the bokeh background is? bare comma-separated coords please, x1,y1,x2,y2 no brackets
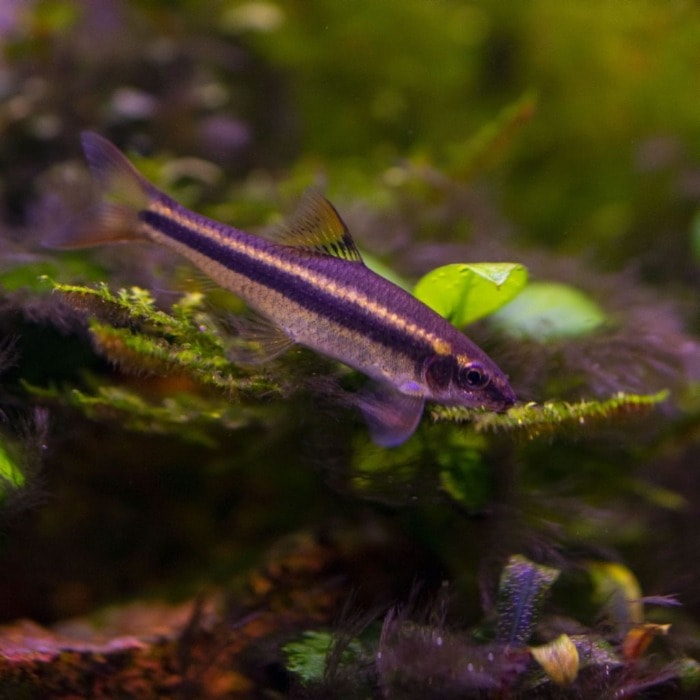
1,1,700,697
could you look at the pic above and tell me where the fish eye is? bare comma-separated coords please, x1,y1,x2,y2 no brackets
423,355,455,391
457,363,490,390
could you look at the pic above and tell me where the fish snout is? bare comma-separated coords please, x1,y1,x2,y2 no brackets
489,377,517,412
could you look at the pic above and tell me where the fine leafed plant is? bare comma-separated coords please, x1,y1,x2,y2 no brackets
282,555,700,698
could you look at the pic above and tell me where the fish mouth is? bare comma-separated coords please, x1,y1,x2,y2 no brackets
487,381,517,412
498,394,516,412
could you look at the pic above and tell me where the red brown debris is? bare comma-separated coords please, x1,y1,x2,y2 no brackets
0,532,349,699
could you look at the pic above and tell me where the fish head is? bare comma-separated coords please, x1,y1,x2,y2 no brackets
419,349,516,412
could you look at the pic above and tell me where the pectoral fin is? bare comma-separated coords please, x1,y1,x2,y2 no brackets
355,383,425,447
223,311,296,365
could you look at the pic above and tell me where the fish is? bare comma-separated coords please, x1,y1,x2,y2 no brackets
59,132,516,446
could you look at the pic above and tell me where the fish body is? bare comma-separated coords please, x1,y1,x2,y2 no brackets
70,132,515,445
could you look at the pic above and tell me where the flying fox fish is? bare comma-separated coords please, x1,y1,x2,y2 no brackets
64,132,515,446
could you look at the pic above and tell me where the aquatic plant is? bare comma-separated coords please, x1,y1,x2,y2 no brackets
1,2,700,697
1,155,695,697
10,268,663,455
282,555,700,698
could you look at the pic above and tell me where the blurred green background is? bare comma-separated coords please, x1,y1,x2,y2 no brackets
1,1,700,697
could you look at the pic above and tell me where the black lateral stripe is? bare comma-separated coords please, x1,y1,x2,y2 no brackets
140,210,435,358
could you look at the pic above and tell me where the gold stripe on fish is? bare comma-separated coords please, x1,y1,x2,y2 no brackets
149,200,454,357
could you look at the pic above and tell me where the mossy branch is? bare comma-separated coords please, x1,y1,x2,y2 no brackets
43,282,671,446
22,282,289,443
430,391,669,440
28,383,271,445
52,281,278,398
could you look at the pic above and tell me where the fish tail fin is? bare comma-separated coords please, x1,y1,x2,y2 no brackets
46,132,155,249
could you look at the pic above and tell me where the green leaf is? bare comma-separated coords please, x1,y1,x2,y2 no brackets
283,631,333,684
529,634,579,686
527,634,622,690
414,262,528,326
496,555,560,646
0,440,25,503
283,630,365,686
588,561,644,627
490,281,606,341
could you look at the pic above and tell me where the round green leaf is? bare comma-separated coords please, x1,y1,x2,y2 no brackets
413,262,528,326
491,281,606,341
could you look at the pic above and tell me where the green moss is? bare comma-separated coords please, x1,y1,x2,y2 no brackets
29,383,268,446
431,391,668,440
283,631,333,685
51,282,278,398
1,4,699,691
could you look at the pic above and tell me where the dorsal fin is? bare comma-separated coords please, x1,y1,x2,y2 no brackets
274,190,365,263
